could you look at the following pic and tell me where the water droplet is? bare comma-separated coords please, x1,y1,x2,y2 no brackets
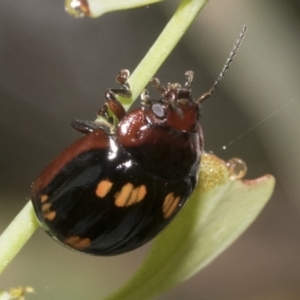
65,0,90,18
226,157,247,180
222,145,227,150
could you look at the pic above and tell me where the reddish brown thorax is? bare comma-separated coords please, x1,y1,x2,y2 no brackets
116,84,203,181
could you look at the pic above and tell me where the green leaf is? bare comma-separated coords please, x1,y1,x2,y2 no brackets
65,0,164,18
103,153,275,300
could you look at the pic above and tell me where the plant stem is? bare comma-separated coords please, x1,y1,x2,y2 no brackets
0,201,39,275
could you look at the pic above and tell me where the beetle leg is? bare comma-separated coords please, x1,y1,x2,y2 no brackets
97,69,132,122
184,70,194,88
97,88,131,122
141,88,151,107
71,119,115,135
109,89,132,98
101,89,131,121
97,103,113,124
151,78,166,93
116,69,130,86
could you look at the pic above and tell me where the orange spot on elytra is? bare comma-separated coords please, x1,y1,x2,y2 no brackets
127,186,139,206
64,236,91,250
96,179,113,198
137,185,147,202
41,202,56,221
40,194,48,203
115,183,134,207
162,192,180,219
115,184,147,207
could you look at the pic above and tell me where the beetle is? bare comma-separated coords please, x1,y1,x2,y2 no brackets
31,27,247,256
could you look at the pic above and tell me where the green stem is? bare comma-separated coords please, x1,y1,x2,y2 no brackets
0,0,207,277
0,201,39,275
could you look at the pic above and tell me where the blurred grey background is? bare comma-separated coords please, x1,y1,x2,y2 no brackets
1,0,300,299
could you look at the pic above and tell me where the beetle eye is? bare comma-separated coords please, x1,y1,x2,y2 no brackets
152,103,165,119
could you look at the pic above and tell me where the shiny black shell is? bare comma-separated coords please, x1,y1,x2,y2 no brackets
31,72,204,256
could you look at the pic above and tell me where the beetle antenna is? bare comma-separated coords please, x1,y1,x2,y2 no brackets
197,25,247,103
